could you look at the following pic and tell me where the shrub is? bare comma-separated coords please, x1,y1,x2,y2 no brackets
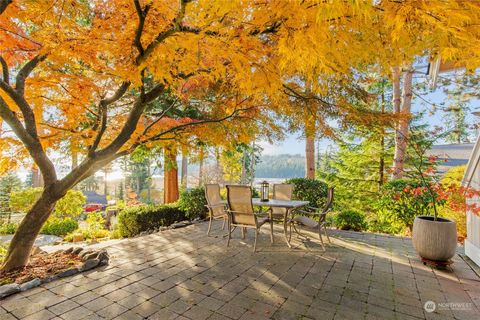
110,228,122,239
41,218,78,236
334,210,367,231
377,179,441,231
177,187,208,220
84,211,106,238
0,244,6,264
285,178,328,208
366,212,405,235
64,212,110,242
439,165,467,240
54,190,87,219
0,223,18,235
10,188,86,219
117,204,187,237
10,187,42,213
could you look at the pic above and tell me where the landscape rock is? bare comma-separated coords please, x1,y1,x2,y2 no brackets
96,250,109,264
0,283,20,298
72,247,83,255
81,258,99,271
30,246,46,256
83,252,98,261
64,247,74,254
43,275,58,283
19,278,41,291
79,250,94,259
56,268,79,278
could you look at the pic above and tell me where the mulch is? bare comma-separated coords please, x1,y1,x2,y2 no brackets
0,251,83,285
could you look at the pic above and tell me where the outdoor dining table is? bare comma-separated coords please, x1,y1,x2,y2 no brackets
222,198,309,248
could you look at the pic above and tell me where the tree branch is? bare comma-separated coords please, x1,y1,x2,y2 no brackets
0,56,8,84
141,97,179,136
0,0,11,15
89,82,130,155
16,55,45,97
102,81,130,105
133,0,151,58
139,107,253,145
0,79,38,137
138,0,190,65
94,83,165,157
0,96,57,184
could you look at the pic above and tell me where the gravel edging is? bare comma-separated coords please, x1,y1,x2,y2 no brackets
0,247,109,299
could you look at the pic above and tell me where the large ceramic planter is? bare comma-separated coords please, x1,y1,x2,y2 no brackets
412,216,457,262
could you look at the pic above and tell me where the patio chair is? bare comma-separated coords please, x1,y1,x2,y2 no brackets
205,184,228,236
226,185,273,252
271,184,294,221
289,188,334,250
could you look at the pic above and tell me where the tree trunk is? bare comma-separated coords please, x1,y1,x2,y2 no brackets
104,169,108,196
240,151,247,184
198,147,204,187
181,152,188,189
31,165,43,188
305,136,315,178
71,146,78,170
1,188,61,271
391,67,401,180
215,147,223,184
249,141,255,186
164,147,179,203
305,118,316,178
146,158,151,203
392,67,413,179
379,81,385,190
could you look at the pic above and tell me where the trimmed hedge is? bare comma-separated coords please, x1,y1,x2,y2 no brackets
177,187,208,220
41,218,78,236
117,204,187,237
285,178,328,208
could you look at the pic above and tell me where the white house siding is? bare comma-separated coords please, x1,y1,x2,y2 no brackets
462,137,480,267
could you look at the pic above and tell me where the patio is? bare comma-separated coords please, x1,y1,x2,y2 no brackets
1,222,479,320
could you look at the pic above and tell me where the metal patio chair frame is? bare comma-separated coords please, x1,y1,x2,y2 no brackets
226,185,273,252
289,188,334,250
205,184,228,236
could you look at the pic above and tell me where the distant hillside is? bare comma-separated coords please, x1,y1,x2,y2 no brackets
255,154,305,178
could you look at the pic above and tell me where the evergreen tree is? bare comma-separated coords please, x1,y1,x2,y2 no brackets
0,174,22,223
443,102,472,144
319,77,395,213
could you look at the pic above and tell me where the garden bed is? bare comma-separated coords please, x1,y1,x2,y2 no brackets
0,247,109,299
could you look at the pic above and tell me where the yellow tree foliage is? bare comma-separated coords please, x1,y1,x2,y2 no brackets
0,0,479,271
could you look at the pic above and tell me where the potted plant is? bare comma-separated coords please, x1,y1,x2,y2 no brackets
403,130,479,262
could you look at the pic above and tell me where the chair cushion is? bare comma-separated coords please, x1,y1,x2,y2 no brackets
293,216,319,228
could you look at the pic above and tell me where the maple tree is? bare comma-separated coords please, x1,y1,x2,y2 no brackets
0,0,276,271
0,0,479,273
